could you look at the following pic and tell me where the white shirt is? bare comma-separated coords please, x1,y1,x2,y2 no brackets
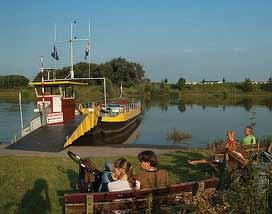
108,180,140,192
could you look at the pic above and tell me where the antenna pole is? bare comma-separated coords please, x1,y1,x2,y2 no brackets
54,24,57,80
55,21,88,79
70,22,74,79
88,18,91,78
40,56,46,125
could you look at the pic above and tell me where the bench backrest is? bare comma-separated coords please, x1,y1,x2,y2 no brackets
64,178,218,214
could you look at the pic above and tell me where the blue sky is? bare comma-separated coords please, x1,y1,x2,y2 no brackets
1,0,272,82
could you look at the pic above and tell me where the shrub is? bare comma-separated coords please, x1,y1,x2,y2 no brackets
166,129,192,145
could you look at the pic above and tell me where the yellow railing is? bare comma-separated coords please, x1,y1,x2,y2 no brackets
63,107,100,148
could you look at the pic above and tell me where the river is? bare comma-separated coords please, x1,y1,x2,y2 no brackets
0,100,271,147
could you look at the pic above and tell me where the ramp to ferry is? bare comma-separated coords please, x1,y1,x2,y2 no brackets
7,115,85,152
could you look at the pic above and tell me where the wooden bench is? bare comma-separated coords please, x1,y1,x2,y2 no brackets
64,178,218,214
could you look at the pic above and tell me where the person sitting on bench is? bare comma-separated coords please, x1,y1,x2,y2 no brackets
136,150,169,189
108,158,140,192
225,130,248,169
242,125,256,146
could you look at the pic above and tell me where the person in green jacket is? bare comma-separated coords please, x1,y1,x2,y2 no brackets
242,126,256,145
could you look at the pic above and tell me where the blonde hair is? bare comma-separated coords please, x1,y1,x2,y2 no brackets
226,130,235,140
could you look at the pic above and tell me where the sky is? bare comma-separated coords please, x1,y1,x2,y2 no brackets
1,0,272,83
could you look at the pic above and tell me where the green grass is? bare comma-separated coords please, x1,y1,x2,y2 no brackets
0,88,35,103
0,150,211,213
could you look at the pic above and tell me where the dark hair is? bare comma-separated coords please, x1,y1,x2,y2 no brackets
246,126,254,134
137,150,159,167
114,158,136,188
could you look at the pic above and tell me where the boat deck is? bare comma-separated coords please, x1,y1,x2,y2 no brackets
7,115,85,152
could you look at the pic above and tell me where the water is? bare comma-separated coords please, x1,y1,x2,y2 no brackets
134,104,272,147
0,100,271,147
0,102,35,142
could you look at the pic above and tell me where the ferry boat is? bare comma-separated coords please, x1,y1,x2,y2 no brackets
8,22,142,152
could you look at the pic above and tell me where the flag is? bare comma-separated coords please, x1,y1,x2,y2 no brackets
85,42,90,60
51,45,59,61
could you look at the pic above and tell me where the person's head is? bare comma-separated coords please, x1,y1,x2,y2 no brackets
226,130,235,141
138,150,159,170
244,126,253,136
104,161,114,172
113,158,132,179
113,157,136,188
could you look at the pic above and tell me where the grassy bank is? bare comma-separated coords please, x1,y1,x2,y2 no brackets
0,83,271,104
0,150,210,213
0,88,34,103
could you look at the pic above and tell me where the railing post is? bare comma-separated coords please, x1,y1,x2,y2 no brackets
192,181,205,196
145,193,152,214
86,194,94,214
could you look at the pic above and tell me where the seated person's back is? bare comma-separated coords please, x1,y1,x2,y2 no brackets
108,158,140,192
136,150,169,189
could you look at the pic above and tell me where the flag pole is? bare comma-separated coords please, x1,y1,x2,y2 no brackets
54,23,57,80
70,22,74,79
88,18,91,78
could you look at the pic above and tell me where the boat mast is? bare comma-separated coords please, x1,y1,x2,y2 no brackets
40,56,46,125
54,24,57,80
70,22,74,79
55,21,89,79
88,18,91,78
53,21,107,107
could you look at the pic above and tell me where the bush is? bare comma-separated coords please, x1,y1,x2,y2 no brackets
166,129,192,145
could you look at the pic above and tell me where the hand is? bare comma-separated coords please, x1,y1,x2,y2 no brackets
111,172,118,181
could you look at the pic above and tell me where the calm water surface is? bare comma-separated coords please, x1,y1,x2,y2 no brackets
134,104,272,147
0,101,271,147
0,102,35,142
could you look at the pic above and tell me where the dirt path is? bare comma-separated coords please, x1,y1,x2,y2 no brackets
0,144,181,158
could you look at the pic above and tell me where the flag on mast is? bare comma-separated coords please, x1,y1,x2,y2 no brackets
51,45,59,60
85,41,90,60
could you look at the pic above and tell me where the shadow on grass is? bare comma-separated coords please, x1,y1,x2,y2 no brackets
159,151,212,183
56,166,79,212
57,166,78,191
18,178,51,214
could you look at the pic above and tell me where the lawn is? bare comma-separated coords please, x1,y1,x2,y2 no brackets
0,150,210,213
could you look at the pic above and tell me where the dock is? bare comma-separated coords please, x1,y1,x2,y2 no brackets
7,115,85,152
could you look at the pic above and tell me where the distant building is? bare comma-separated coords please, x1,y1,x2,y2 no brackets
185,80,198,85
200,80,223,85
252,81,268,85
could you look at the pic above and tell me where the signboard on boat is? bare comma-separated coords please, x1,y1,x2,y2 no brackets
47,112,64,124
52,96,62,112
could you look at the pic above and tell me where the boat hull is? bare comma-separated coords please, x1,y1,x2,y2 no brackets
71,115,142,146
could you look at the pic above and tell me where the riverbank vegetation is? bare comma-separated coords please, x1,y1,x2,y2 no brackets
1,58,272,103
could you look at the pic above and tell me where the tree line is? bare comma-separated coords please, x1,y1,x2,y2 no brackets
0,75,29,89
34,57,146,87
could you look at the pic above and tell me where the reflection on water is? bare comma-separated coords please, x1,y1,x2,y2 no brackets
134,96,272,147
0,97,271,147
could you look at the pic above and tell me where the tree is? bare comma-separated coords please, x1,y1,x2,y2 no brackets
264,77,272,92
33,57,146,86
164,78,168,84
223,77,226,83
0,75,29,88
176,77,186,90
240,78,253,92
